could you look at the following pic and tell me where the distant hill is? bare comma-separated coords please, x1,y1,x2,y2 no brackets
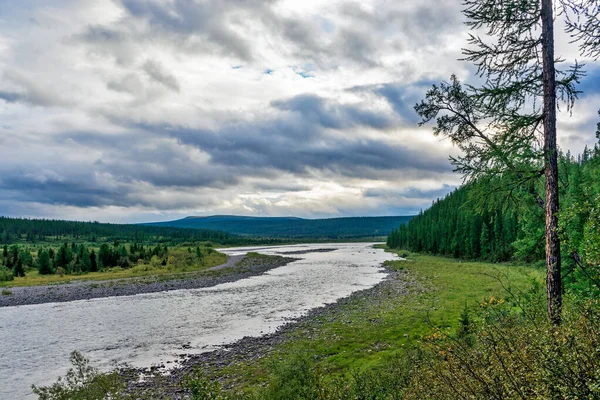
145,215,413,239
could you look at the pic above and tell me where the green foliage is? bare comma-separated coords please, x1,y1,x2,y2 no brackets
32,351,125,400
183,368,226,400
387,181,521,262
13,258,25,277
582,194,600,268
37,250,53,275
184,369,225,400
240,351,414,400
410,297,600,399
0,266,14,281
259,353,323,400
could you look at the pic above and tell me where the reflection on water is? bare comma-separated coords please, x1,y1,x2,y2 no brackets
0,243,395,399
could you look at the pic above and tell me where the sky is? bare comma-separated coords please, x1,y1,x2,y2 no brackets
0,0,598,223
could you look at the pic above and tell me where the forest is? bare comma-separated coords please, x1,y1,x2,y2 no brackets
0,216,235,244
388,143,600,289
0,217,242,282
0,238,221,282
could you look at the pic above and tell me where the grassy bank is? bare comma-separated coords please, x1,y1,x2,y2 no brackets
214,249,543,393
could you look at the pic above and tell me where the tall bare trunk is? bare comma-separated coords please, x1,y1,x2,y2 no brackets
541,0,562,324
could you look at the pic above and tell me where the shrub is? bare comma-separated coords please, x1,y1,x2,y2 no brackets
32,351,125,400
0,266,14,282
252,352,325,400
409,297,600,399
184,369,225,400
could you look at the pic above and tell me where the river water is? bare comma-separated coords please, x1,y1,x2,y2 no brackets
0,243,395,399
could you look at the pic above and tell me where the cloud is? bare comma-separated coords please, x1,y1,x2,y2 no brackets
142,60,181,92
272,94,395,130
0,0,596,223
0,91,25,104
374,81,438,123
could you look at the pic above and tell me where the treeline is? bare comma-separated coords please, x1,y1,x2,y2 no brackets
0,217,235,244
388,145,600,268
387,187,521,261
0,241,211,280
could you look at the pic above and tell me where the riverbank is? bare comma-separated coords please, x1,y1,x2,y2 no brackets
120,250,543,398
117,257,415,398
0,253,298,307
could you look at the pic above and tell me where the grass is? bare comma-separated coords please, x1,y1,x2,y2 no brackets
0,250,227,288
219,249,544,393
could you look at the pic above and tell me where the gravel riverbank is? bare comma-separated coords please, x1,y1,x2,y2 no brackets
0,254,298,307
122,262,419,399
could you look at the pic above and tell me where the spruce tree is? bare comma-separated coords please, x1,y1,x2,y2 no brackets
13,258,25,277
90,249,98,272
38,250,53,275
80,247,91,273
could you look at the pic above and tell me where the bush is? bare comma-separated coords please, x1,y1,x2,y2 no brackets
32,351,125,400
410,296,600,399
184,369,225,400
0,266,14,281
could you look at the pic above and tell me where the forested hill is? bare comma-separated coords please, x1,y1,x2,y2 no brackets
388,145,600,267
146,215,413,239
0,217,236,245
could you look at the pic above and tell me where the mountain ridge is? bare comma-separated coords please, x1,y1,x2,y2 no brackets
145,215,413,239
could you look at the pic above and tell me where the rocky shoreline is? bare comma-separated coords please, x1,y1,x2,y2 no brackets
122,262,417,399
0,254,298,308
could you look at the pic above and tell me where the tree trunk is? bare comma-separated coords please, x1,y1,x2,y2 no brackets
541,0,562,325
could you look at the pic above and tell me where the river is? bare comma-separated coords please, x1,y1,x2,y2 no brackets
0,243,396,399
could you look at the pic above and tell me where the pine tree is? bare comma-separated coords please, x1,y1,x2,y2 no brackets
480,223,491,258
38,250,53,275
80,247,91,273
13,257,25,277
89,249,98,272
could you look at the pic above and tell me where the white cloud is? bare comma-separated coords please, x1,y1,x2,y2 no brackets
0,0,597,222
